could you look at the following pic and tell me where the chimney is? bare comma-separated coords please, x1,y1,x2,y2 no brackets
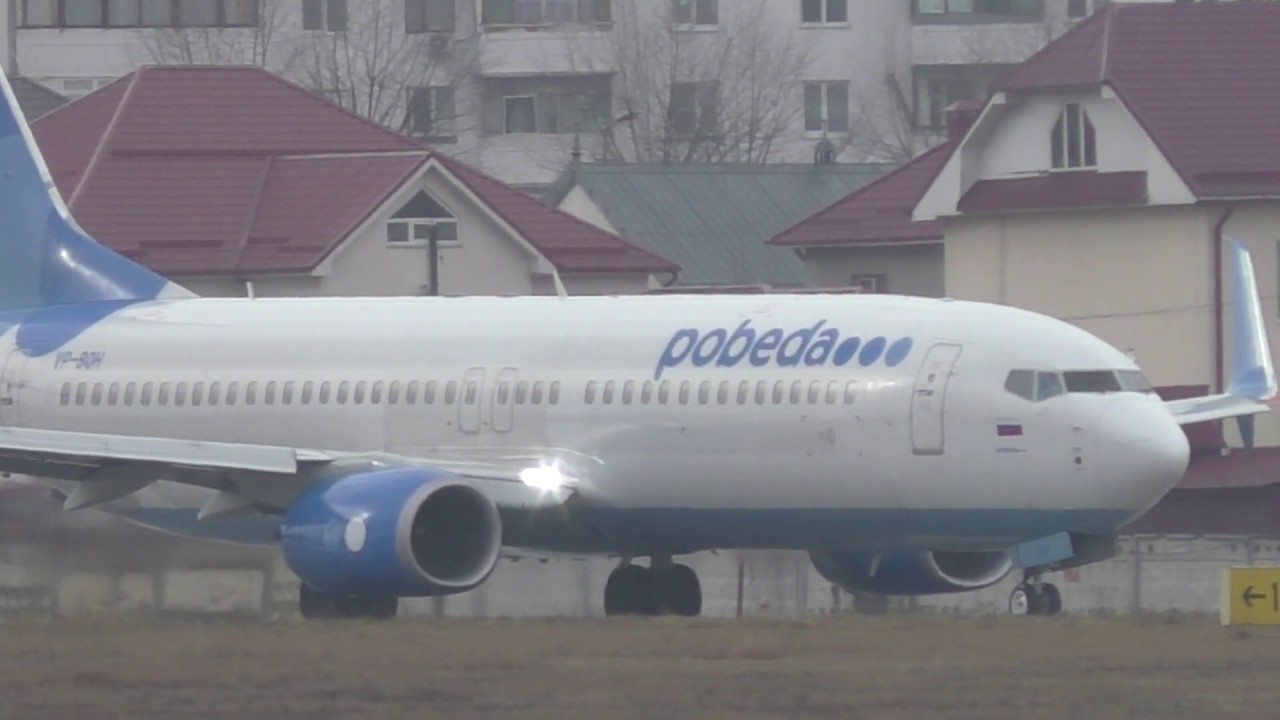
945,100,984,143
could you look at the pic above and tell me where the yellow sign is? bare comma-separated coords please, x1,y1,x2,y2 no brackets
1221,567,1280,625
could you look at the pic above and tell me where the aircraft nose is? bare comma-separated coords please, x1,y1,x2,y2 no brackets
1097,396,1190,512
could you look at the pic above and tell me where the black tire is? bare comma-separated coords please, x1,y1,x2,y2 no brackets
657,563,702,617
604,564,658,616
1008,583,1039,616
1040,583,1063,616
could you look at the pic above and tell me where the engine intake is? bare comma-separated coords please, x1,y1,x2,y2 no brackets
810,548,1013,596
281,467,502,597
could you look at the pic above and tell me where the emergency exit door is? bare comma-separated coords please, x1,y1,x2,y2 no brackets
910,343,962,455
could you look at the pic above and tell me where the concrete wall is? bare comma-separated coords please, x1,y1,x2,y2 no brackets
800,243,945,296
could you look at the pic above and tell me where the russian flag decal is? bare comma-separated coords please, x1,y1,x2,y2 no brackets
996,422,1023,438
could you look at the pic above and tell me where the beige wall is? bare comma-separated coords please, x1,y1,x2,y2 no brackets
799,244,945,297
944,201,1280,448
173,164,655,299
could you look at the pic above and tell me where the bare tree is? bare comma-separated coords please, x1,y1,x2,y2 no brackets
129,1,295,70
568,0,814,165
287,0,480,138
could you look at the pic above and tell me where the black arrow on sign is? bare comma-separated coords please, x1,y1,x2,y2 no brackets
1242,586,1267,608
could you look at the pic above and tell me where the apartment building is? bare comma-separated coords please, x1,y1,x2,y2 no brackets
6,0,1128,189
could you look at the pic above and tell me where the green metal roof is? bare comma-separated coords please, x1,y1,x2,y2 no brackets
548,163,893,287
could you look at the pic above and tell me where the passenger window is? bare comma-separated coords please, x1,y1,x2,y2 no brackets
174,382,187,407
192,382,204,407
91,383,104,407
716,381,729,405
585,381,597,404
808,381,821,404
371,381,383,404
736,380,749,405
603,380,615,404
755,381,767,405
844,381,857,404
319,381,331,404
773,381,785,405
387,381,399,405
282,381,294,405
532,381,545,405
245,381,257,405
301,381,313,405
549,381,560,405
447,381,461,404
1036,372,1064,401
141,382,154,406
157,382,170,406
207,381,219,407
60,383,71,406
405,380,418,404
107,383,120,406
125,382,137,407
1003,370,1035,401
336,381,349,405
826,381,839,404
497,382,510,405
697,381,710,405
641,381,654,404
679,381,691,405
229,382,241,405
622,380,635,404
264,381,276,405
354,381,367,404
790,381,803,404
432,381,444,404
659,380,671,404
515,381,528,404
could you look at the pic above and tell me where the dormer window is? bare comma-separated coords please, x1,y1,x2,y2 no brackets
1051,103,1096,170
386,191,458,247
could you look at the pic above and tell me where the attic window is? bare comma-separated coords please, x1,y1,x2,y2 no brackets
1051,103,1096,171
387,191,459,247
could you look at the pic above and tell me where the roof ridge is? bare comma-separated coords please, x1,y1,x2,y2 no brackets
67,68,144,210
233,156,274,275
250,68,425,153
1099,3,1116,83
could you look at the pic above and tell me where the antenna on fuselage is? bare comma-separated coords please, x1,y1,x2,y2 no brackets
552,271,568,300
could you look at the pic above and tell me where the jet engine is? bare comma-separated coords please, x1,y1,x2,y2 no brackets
280,467,502,597
809,548,1014,596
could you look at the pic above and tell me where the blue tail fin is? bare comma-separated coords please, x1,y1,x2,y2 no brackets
0,69,188,313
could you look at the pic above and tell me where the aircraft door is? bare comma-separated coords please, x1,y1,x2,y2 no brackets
910,343,963,455
0,349,25,426
459,367,485,433
492,367,518,433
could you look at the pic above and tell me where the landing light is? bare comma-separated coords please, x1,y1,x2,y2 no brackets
519,463,567,492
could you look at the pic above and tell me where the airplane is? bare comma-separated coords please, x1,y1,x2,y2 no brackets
0,67,1273,621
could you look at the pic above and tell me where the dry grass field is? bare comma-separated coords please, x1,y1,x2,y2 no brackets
2,614,1279,720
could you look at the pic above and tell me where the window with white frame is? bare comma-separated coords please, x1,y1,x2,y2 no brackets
302,0,347,31
22,0,258,28
480,0,611,27
387,191,458,247
801,0,847,24
670,81,719,137
851,273,887,293
803,81,849,134
406,86,456,140
671,0,717,27
1051,103,1096,170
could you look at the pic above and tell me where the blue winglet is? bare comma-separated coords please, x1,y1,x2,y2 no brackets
1225,237,1277,401
0,67,188,315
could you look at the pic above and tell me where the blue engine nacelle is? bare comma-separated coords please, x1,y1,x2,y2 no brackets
809,548,1013,596
280,467,502,598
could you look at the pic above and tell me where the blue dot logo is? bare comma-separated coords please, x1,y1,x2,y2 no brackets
833,337,861,366
885,337,914,367
858,337,887,366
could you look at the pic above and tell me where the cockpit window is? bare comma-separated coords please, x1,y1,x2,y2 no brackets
1117,369,1154,394
1036,371,1064,401
1063,370,1122,393
1004,370,1035,401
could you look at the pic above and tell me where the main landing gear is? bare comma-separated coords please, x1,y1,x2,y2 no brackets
1008,573,1063,617
299,584,399,621
604,559,702,617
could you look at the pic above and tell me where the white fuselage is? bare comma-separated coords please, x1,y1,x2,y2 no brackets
0,293,1187,554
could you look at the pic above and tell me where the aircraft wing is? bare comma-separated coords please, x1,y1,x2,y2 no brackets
0,425,577,514
1163,237,1277,426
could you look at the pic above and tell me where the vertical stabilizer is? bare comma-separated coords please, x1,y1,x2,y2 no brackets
0,68,190,313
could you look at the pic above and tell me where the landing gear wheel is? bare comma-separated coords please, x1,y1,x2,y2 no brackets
656,563,702,617
300,584,339,620
1039,583,1062,616
604,564,659,616
1008,583,1044,616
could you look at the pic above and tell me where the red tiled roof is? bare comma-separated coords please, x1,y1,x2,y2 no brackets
956,171,1148,214
768,141,951,247
31,66,675,277
996,3,1280,199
